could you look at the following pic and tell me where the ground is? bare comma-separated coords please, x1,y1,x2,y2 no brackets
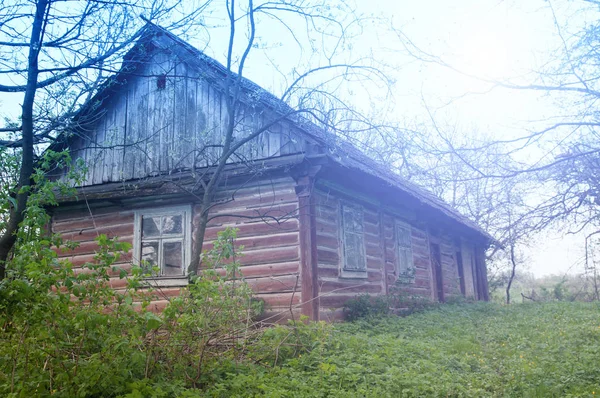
205,302,600,397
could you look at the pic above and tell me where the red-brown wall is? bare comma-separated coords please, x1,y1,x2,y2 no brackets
313,190,385,321
51,176,302,319
51,175,486,322
311,186,479,321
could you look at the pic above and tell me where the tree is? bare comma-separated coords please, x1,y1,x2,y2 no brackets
0,0,208,279
0,0,394,282
180,0,392,275
373,0,600,300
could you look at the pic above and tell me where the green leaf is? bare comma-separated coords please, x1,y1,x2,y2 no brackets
145,312,163,330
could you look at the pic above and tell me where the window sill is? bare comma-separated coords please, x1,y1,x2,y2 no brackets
143,276,189,288
339,270,368,279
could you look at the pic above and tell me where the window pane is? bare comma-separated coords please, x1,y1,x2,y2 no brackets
342,205,363,233
162,214,182,235
397,226,411,248
162,241,183,276
142,216,161,238
344,233,366,271
398,247,410,273
141,241,159,269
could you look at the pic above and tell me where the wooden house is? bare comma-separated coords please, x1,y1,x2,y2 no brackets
49,23,492,321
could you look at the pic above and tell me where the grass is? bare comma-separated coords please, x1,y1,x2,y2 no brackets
204,302,600,397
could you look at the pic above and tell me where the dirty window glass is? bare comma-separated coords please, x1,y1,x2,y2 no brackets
141,241,159,269
162,241,183,276
142,216,161,237
396,224,414,278
139,209,188,277
162,215,182,235
341,203,366,273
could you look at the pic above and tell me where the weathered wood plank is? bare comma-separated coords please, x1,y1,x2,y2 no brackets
52,212,134,233
135,67,150,179
122,80,136,180
245,274,299,293
204,219,298,240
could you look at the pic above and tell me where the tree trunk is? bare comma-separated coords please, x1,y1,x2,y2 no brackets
506,242,517,305
189,202,210,275
0,0,48,279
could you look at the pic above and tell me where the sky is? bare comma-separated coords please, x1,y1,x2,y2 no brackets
361,0,589,277
0,0,593,277
208,0,592,277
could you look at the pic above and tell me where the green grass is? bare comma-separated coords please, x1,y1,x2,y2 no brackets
205,302,600,397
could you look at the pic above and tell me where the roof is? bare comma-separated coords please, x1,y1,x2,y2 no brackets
66,22,493,242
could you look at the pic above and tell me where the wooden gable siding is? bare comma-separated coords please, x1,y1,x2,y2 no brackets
50,176,302,317
67,50,307,187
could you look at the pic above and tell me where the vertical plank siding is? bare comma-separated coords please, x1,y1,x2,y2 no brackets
460,241,477,298
64,50,307,187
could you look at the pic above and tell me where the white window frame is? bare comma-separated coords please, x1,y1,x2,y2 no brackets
396,221,415,282
133,205,192,287
340,201,368,279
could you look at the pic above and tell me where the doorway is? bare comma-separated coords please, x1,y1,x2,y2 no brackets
430,243,444,302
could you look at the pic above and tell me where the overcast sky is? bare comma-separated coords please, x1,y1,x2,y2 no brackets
0,0,591,277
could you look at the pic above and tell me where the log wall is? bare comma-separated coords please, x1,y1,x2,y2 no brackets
313,190,386,321
51,176,301,318
51,176,484,321
312,186,481,320
199,177,301,320
382,219,433,298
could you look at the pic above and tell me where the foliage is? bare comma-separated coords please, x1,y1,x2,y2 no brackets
204,302,600,397
492,271,600,304
342,294,390,321
0,214,261,396
248,318,332,368
343,279,446,322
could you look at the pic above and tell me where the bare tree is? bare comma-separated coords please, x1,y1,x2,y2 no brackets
0,0,209,279
367,0,600,301
186,0,393,274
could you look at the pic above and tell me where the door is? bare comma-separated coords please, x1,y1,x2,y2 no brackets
430,243,444,302
456,251,466,296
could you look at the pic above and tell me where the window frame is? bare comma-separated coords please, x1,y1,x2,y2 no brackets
133,205,192,286
339,201,368,279
395,221,415,282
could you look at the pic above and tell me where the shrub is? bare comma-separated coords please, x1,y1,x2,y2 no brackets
343,294,389,321
0,225,261,396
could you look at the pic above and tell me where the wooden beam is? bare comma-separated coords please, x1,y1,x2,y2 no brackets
475,246,490,301
295,165,321,321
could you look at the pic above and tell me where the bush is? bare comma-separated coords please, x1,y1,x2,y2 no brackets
343,294,390,321
0,225,261,397
202,302,600,397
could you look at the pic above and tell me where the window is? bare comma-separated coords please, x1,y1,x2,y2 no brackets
396,222,415,281
340,202,367,277
134,206,191,279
